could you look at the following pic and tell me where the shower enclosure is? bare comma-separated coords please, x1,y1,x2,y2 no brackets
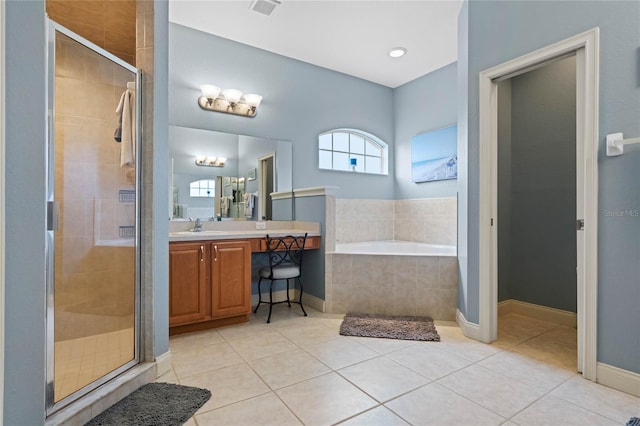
45,21,141,413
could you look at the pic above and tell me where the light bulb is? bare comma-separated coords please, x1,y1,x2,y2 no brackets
221,89,243,105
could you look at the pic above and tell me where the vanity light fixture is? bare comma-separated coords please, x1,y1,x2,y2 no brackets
389,47,407,58
198,85,262,117
195,155,227,168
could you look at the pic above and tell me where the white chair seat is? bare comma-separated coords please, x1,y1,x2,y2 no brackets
259,265,300,279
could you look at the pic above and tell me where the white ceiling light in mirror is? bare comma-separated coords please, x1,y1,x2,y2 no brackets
198,85,263,117
195,155,227,168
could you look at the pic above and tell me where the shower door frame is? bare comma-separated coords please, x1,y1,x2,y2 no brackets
45,20,142,415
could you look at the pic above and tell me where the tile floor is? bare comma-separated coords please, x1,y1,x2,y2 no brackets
157,307,640,425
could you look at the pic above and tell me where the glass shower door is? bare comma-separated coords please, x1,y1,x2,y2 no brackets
46,22,140,411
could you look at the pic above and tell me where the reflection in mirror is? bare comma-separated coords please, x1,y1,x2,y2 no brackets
169,126,293,221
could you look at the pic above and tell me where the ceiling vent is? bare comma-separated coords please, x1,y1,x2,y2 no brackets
249,0,281,16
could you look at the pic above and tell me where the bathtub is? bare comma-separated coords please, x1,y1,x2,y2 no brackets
326,240,459,320
334,240,456,256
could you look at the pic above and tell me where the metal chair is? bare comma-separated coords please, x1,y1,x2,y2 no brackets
254,233,308,323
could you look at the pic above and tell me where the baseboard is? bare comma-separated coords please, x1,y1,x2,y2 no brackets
155,351,172,378
456,309,482,341
499,299,577,327
296,290,325,312
252,290,325,313
596,362,640,397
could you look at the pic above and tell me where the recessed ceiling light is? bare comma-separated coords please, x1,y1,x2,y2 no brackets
389,47,407,58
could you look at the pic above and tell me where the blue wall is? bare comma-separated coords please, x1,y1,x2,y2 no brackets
3,2,170,422
169,23,395,200
498,57,577,312
4,2,48,424
460,0,640,373
394,62,458,200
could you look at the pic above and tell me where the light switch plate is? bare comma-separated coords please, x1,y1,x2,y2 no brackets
255,221,267,230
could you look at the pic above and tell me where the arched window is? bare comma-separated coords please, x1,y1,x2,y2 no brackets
189,179,216,198
318,129,388,175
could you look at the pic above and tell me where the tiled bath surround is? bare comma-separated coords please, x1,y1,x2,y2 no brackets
335,197,457,246
327,197,459,320
394,198,457,246
335,199,394,243
325,254,458,320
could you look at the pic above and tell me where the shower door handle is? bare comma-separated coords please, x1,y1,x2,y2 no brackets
576,219,584,231
47,201,60,231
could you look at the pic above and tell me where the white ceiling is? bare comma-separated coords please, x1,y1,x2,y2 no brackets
169,0,463,88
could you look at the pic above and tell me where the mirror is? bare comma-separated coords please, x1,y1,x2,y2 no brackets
169,125,293,221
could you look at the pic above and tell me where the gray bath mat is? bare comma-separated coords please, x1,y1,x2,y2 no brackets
627,418,640,426
339,313,440,341
85,382,211,426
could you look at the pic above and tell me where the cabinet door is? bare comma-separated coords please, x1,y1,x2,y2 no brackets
169,242,209,326
211,240,251,318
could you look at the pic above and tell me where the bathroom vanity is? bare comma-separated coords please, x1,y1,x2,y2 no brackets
168,221,320,335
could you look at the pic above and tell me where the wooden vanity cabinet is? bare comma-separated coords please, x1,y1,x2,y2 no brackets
168,242,209,327
169,239,252,333
210,240,252,318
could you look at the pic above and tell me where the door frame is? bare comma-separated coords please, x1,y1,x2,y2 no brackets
45,20,142,414
478,28,599,380
258,152,276,220
0,0,5,420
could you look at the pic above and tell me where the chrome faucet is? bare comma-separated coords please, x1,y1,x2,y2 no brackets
190,218,203,232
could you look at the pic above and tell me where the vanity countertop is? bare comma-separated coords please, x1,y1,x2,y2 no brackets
168,220,321,243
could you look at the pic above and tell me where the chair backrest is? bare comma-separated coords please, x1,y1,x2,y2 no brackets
264,233,308,273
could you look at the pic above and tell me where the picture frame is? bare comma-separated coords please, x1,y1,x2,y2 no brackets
247,168,256,181
411,125,458,183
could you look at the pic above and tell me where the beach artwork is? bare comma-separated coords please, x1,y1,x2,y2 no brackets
411,125,458,183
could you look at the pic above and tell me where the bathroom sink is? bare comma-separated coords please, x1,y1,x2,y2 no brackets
170,230,227,236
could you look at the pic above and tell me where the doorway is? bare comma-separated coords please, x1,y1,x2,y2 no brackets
496,55,578,370
46,22,141,413
258,153,275,220
478,28,599,380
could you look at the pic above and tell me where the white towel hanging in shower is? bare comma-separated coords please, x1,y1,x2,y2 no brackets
116,88,136,168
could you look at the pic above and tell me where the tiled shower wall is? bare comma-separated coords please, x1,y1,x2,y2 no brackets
54,35,135,329
335,197,457,245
